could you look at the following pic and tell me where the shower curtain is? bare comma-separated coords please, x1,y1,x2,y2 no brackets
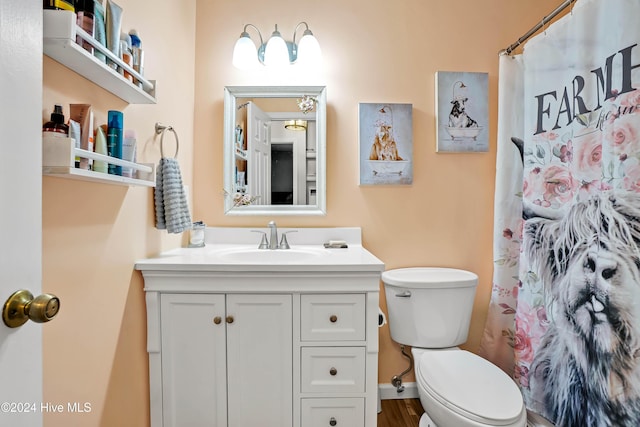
480,0,640,425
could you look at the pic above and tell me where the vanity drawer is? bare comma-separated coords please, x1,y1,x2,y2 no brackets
301,347,366,393
301,398,364,427
300,294,366,341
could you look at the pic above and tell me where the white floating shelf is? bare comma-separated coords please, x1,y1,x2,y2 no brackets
43,9,156,104
43,137,155,187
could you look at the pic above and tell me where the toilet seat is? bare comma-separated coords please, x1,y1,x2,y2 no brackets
415,349,524,426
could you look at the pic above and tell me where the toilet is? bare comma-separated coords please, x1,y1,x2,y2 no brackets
382,267,527,427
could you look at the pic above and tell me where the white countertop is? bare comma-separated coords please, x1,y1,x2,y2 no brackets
135,227,385,273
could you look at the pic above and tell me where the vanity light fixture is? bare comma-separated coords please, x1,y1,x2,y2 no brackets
284,119,307,131
232,22,321,69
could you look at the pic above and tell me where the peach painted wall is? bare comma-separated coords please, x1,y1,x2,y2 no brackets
192,0,563,387
42,0,195,425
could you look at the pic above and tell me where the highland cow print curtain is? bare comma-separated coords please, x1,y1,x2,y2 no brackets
481,0,640,425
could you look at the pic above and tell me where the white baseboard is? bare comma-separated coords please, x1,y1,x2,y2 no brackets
378,382,419,400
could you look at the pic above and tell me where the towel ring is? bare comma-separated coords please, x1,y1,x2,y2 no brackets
155,122,179,158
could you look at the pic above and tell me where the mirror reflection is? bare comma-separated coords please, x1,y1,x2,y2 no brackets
223,86,326,216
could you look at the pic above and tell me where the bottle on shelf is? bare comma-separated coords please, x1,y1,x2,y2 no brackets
119,34,133,82
75,0,95,54
129,29,144,88
42,105,69,138
93,125,108,173
106,110,123,175
43,0,74,12
93,0,107,63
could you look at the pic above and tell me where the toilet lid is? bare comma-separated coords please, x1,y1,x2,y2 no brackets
416,350,524,425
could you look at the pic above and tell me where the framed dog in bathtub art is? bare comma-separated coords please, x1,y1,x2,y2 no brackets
435,71,489,153
358,102,413,185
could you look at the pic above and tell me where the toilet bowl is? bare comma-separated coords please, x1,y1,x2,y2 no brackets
382,267,526,427
413,348,526,427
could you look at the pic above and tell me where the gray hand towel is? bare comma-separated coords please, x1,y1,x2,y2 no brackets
154,157,192,234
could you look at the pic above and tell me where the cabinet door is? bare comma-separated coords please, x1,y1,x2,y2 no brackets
161,294,227,427
227,294,293,427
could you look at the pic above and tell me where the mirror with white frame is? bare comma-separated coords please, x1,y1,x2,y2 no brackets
223,86,326,215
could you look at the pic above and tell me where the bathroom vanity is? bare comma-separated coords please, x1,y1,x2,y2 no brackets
135,227,384,427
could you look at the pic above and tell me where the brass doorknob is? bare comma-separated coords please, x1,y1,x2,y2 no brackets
213,316,222,324
3,290,60,328
226,315,234,324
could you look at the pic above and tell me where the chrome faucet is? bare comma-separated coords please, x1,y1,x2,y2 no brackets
267,221,278,250
253,221,296,249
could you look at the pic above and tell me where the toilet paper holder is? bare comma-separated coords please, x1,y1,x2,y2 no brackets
378,307,387,327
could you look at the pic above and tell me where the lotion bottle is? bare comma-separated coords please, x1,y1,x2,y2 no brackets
93,126,108,173
122,129,137,178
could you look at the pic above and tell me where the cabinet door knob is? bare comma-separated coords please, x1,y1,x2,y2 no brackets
329,315,338,323
226,315,234,324
213,316,222,324
329,417,337,426
329,367,337,376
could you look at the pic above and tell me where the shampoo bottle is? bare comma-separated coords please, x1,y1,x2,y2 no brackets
42,105,69,137
106,110,123,175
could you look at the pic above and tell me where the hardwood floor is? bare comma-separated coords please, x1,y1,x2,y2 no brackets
377,398,424,427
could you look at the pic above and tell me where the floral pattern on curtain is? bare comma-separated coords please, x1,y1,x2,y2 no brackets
478,54,524,377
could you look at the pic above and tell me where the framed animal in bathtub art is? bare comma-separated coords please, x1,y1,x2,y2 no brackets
435,71,489,153
358,103,413,185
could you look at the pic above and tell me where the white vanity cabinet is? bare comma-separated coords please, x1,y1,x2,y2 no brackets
158,293,292,427
136,227,384,427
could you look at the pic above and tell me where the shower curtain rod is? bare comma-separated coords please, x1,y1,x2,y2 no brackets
501,0,575,55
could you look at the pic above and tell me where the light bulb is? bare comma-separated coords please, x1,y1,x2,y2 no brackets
296,31,321,67
264,26,290,67
232,34,259,70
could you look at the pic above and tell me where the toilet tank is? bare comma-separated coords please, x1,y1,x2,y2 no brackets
382,267,478,348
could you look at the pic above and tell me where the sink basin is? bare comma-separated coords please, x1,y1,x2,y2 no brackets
213,247,329,263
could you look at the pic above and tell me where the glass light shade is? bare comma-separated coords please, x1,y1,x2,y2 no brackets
296,33,321,66
232,35,259,70
284,120,307,131
264,32,290,67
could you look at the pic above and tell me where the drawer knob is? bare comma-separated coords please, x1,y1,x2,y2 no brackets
329,367,337,376
329,315,338,323
226,315,234,324
329,417,337,426
213,316,222,324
